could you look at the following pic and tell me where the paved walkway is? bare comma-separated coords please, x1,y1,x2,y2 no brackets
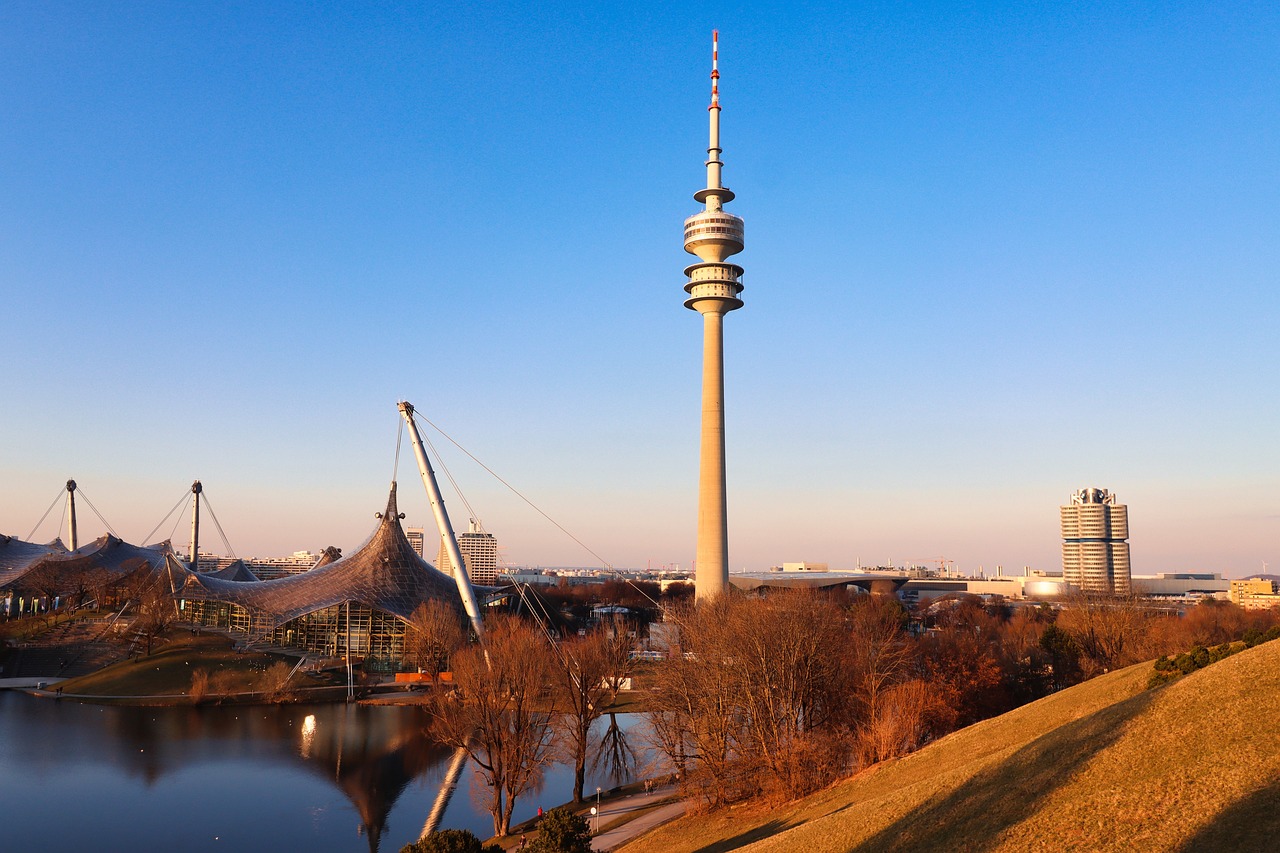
0,677,67,690
590,785,688,852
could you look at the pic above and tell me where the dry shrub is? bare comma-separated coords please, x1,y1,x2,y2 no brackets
856,679,950,767
262,661,294,701
763,731,852,803
208,669,240,698
189,668,210,703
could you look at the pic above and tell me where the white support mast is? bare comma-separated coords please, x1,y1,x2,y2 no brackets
65,479,78,551
397,401,486,643
189,480,202,571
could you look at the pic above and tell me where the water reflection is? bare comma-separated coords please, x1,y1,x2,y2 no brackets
0,693,454,852
299,703,456,851
596,712,638,787
0,692,641,853
302,713,317,757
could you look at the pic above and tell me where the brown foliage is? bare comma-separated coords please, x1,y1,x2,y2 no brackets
1054,593,1155,675
646,596,750,806
847,596,938,765
647,592,854,806
208,668,240,697
638,589,1280,821
262,661,295,701
921,625,1005,729
857,678,951,766
430,616,557,837
404,599,466,683
189,668,210,703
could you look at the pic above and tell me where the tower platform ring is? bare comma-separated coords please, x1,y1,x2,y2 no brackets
694,186,736,204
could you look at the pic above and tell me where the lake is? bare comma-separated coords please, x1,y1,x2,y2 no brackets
0,691,644,852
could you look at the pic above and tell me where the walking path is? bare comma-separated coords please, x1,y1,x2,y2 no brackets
590,785,688,852
0,677,67,690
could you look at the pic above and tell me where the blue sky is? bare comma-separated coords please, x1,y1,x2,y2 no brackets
2,2,1277,575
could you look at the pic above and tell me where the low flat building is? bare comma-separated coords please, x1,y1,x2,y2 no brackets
903,576,1074,602
1134,573,1230,600
773,562,829,572
729,570,907,595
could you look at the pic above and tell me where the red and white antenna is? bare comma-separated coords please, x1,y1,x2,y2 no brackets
710,29,720,109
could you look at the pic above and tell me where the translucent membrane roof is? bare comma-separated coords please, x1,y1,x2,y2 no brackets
204,559,260,583
0,533,170,589
175,483,460,633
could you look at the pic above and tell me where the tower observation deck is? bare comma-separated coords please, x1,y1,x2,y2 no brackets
685,31,743,602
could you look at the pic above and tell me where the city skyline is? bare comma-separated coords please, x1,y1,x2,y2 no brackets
2,3,1278,576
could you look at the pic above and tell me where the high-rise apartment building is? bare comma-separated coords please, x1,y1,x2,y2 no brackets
405,527,425,559
435,519,499,586
1060,487,1131,595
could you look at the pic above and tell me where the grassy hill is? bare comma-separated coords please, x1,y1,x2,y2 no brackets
54,633,299,700
621,639,1280,853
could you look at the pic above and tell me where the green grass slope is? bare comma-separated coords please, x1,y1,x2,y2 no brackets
622,639,1280,853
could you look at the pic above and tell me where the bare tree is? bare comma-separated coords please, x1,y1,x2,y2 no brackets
404,599,466,685
130,570,176,656
646,597,744,807
857,678,943,765
646,593,854,805
847,595,919,765
430,616,557,837
726,591,851,799
17,562,67,627
551,618,633,802
919,599,1007,728
1056,592,1152,675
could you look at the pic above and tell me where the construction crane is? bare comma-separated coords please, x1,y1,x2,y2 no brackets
907,556,955,577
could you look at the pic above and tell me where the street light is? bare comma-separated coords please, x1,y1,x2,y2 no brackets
595,786,602,834
590,806,597,835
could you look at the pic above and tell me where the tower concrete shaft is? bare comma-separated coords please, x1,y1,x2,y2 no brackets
684,31,744,602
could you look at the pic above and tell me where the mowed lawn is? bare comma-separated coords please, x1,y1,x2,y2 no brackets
621,639,1280,853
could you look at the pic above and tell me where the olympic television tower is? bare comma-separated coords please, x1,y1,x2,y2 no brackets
683,31,744,602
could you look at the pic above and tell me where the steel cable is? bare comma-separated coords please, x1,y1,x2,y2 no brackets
25,487,66,542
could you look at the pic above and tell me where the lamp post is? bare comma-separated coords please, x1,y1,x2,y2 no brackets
595,786,602,833
590,807,597,835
